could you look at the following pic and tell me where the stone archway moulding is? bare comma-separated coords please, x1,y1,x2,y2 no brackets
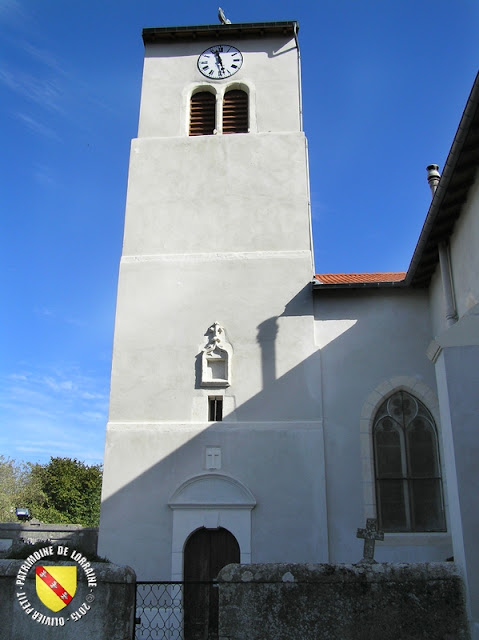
168,473,256,580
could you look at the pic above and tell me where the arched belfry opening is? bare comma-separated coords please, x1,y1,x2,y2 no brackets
184,527,240,640
189,91,216,136
223,89,248,133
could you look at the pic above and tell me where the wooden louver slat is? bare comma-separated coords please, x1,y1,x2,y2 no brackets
189,92,215,136
223,90,248,134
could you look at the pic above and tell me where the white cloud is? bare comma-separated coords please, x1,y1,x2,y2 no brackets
43,377,74,393
15,112,61,142
0,365,108,465
82,411,105,422
65,316,87,327
18,40,64,75
34,306,55,317
81,391,107,401
0,0,25,24
0,68,65,114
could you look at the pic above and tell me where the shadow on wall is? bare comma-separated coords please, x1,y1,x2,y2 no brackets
257,316,279,387
98,285,444,578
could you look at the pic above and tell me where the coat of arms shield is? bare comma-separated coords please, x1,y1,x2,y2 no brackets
35,566,77,612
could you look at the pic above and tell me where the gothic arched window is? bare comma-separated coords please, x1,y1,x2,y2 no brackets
373,390,445,532
223,89,248,134
189,91,216,136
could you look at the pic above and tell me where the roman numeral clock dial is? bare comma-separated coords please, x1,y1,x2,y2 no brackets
197,45,243,79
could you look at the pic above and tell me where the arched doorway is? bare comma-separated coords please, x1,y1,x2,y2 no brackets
184,527,240,640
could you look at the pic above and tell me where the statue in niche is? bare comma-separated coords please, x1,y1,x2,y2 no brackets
201,322,232,387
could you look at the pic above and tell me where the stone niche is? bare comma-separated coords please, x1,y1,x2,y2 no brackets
217,562,470,640
201,322,232,387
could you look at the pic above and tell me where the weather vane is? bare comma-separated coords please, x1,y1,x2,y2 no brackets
218,7,231,24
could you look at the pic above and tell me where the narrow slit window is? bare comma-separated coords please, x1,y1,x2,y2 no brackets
208,396,223,421
223,90,248,134
189,92,216,136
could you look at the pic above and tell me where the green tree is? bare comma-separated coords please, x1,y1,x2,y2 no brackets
0,457,102,527
0,456,30,521
31,458,102,527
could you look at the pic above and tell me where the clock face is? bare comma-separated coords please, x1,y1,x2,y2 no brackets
197,45,243,80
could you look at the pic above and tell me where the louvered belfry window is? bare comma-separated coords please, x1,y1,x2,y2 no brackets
189,92,215,136
373,390,445,532
223,90,248,134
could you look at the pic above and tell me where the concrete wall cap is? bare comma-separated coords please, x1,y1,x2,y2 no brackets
217,562,461,584
0,522,97,532
0,559,136,583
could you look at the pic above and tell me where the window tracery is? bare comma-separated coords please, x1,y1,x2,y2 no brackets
373,390,445,532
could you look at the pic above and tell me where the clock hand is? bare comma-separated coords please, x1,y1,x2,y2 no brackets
214,51,225,74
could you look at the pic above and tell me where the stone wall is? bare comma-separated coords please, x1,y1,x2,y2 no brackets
0,522,98,558
0,558,135,640
217,562,470,640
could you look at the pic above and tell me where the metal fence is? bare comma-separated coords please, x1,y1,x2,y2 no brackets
135,581,218,640
135,582,184,640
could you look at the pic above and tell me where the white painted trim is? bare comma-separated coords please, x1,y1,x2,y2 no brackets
168,473,256,581
184,84,218,136
185,80,256,136
106,420,323,431
169,472,256,508
120,250,311,264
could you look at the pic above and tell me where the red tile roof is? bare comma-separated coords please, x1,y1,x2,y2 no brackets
315,273,406,285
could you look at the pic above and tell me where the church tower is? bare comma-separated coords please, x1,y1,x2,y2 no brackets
98,20,327,581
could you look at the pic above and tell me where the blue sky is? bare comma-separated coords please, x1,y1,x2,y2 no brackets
1,1,478,465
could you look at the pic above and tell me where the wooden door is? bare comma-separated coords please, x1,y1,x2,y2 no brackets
184,527,240,640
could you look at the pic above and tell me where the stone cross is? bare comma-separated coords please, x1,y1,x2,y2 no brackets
356,518,384,564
